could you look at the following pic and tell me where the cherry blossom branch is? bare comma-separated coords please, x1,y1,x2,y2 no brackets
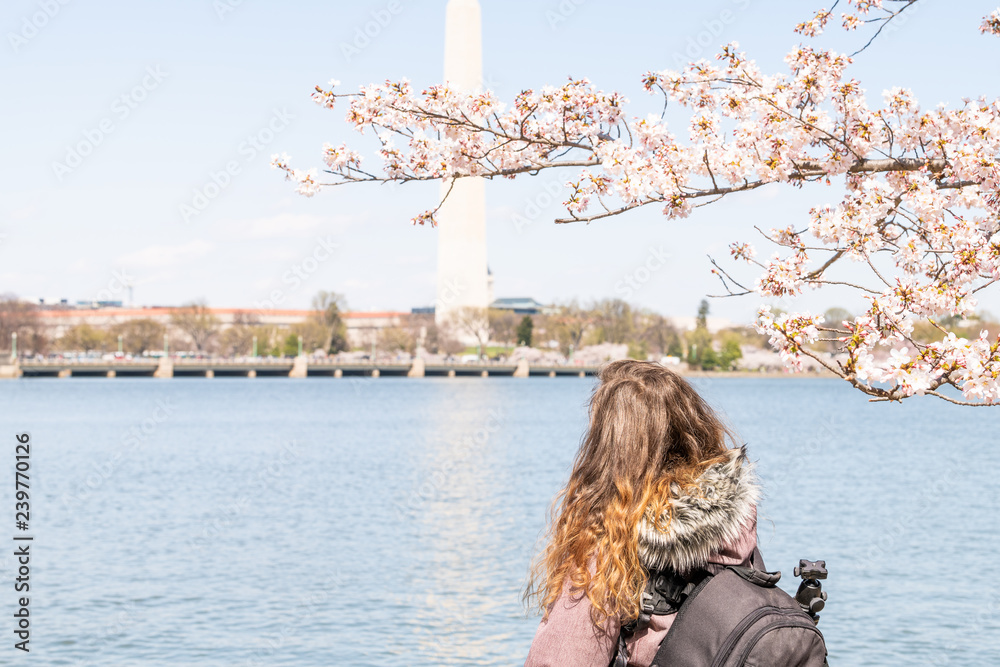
849,1,921,57
279,7,1000,405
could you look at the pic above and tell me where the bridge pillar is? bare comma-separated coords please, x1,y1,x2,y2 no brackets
447,369,456,378
333,368,343,378
407,357,425,378
548,370,556,378
289,356,308,378
480,370,488,377
0,364,22,379
247,369,257,378
371,368,380,378
58,369,72,378
154,358,174,379
578,371,585,378
513,358,529,378
205,370,215,379
106,370,116,378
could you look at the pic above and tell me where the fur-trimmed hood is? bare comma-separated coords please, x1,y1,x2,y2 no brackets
638,447,759,573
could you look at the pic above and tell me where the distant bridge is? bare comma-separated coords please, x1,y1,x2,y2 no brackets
2,358,600,379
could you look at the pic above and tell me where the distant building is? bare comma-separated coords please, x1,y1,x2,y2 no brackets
78,300,123,308
27,297,71,307
490,297,549,315
34,307,410,349
411,296,553,317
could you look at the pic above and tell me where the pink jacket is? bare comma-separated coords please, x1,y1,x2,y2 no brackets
525,449,760,667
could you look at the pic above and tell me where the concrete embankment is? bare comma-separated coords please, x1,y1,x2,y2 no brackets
4,358,836,380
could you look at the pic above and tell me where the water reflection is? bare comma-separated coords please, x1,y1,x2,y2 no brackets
404,380,514,664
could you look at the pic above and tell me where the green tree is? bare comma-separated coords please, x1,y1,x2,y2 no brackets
57,324,112,354
627,341,648,360
254,325,282,357
696,299,710,330
720,338,743,370
217,312,261,357
700,344,720,370
290,319,329,354
516,315,533,346
312,291,349,354
281,333,300,357
685,326,713,368
685,299,715,367
111,318,166,355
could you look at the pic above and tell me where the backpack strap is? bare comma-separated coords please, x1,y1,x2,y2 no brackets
726,564,782,587
723,547,782,587
609,568,709,667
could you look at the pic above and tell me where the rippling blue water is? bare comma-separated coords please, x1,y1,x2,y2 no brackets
0,376,997,665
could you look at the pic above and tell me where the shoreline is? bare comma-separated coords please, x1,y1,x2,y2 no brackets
3,357,840,381
676,370,837,379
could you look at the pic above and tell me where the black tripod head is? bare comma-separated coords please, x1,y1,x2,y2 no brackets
793,559,828,624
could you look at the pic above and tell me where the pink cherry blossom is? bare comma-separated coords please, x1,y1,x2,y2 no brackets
981,9,1000,35
278,4,1000,405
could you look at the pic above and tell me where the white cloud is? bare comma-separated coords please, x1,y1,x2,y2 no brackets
246,213,323,238
117,240,214,268
9,205,38,220
222,213,354,240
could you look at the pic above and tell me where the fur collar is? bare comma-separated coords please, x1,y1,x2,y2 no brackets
637,447,759,573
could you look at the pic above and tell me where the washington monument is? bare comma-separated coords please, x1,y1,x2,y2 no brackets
435,0,491,333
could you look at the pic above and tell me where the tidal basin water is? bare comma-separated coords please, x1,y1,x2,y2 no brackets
0,376,997,666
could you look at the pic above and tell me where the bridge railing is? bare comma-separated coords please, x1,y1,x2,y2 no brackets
16,356,600,370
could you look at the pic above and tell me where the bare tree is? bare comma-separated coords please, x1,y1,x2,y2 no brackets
0,294,43,356
488,308,518,347
423,320,464,356
636,312,682,357
592,298,635,344
170,300,220,352
449,306,491,352
547,300,594,356
378,325,417,355
216,311,264,357
232,310,261,327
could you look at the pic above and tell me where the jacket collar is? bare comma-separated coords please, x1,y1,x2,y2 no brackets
637,446,759,573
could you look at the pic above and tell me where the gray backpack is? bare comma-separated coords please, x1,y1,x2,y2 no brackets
613,552,828,667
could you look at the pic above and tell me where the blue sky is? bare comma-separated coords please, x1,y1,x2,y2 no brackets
2,0,998,323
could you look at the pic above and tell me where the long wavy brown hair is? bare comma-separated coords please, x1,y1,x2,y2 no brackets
526,359,736,627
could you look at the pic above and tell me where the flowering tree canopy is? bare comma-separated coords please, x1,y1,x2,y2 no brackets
274,0,1000,405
